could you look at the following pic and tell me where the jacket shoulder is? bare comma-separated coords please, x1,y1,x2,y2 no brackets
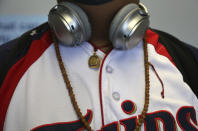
0,22,49,87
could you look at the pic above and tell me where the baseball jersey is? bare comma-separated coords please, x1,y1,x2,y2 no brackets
0,23,198,131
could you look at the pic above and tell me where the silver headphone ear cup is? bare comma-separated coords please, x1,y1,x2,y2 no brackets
62,2,92,41
109,4,139,41
109,3,149,50
48,2,91,46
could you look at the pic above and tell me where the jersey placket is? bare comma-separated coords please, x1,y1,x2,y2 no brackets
98,50,116,128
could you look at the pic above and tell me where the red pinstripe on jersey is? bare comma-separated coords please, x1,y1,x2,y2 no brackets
0,31,52,131
99,49,113,127
146,29,175,65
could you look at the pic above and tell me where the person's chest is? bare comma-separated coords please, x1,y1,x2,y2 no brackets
4,41,198,131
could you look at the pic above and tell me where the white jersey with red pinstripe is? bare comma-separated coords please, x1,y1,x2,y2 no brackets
0,29,198,131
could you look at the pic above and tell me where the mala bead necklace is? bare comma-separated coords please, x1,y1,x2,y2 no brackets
53,36,93,131
53,34,150,131
135,34,150,131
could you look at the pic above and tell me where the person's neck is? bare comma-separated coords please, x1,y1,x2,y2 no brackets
67,0,139,53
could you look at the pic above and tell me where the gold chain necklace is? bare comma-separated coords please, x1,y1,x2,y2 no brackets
53,34,150,131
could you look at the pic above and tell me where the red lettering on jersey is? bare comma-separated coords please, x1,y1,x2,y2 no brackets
31,109,92,131
99,121,119,131
31,105,197,131
143,110,177,131
176,106,198,131
120,116,137,131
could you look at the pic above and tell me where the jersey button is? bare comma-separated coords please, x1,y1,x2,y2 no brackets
112,92,120,101
106,65,113,73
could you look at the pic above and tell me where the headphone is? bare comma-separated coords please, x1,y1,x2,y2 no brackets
48,2,149,50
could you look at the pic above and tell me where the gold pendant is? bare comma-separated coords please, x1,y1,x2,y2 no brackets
88,52,100,69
